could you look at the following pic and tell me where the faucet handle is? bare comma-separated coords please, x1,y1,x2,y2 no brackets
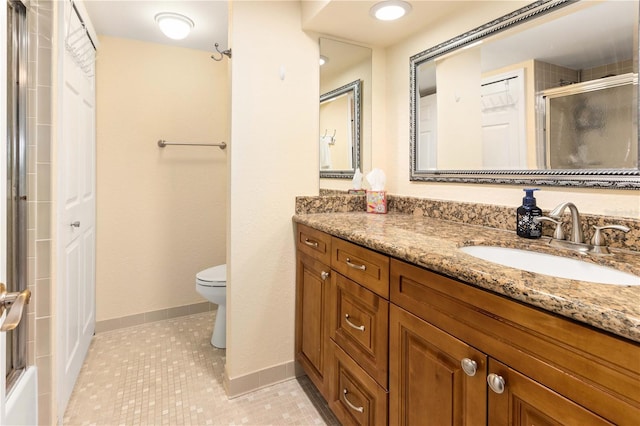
591,225,630,254
534,216,565,240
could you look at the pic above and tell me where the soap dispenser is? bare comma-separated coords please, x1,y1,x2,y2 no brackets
517,188,543,239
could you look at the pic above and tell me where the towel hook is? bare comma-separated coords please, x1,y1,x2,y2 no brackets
211,43,232,61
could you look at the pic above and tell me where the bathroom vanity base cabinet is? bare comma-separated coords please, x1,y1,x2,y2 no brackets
389,304,487,426
390,258,640,425
295,224,333,399
328,341,388,426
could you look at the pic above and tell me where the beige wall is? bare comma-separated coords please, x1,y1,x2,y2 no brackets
95,37,229,321
227,0,318,386
382,2,640,218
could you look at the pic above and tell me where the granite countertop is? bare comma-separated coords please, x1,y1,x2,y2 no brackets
293,212,640,343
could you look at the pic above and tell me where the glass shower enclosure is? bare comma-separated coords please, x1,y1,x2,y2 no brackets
6,0,29,394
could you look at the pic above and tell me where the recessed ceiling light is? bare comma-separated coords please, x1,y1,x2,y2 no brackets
155,12,194,40
370,0,412,21
319,55,329,66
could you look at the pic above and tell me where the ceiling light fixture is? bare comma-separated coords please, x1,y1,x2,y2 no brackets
370,0,412,21
154,12,194,40
319,55,329,66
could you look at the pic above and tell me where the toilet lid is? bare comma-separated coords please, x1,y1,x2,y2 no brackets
197,264,226,286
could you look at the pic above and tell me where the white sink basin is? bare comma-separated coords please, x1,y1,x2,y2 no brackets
459,246,640,286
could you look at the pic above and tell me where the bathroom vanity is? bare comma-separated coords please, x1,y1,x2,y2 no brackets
294,211,640,425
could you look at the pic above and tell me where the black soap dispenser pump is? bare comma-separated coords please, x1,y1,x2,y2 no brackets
517,188,543,239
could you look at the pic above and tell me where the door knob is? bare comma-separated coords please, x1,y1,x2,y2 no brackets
0,283,31,332
70,221,81,228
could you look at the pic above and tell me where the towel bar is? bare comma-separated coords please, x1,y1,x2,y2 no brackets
157,139,227,150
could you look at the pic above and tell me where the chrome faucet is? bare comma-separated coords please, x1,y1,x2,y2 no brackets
548,202,584,244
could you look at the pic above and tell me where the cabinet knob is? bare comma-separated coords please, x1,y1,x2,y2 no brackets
460,358,477,376
320,271,330,280
487,373,506,394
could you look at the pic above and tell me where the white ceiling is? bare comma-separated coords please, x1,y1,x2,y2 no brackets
303,1,474,47
83,1,229,52
82,0,637,71
81,1,476,51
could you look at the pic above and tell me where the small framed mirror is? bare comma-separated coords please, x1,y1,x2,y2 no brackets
320,79,361,178
410,0,640,188
320,38,371,181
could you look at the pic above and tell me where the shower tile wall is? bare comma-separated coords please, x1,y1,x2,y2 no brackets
27,1,54,424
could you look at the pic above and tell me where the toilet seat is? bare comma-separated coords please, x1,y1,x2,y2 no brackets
196,264,226,287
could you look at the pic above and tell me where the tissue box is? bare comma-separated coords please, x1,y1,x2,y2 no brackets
366,190,387,214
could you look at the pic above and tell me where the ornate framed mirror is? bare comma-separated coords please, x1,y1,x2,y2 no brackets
410,0,639,189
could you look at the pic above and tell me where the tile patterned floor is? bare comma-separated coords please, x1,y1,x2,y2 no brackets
63,311,339,426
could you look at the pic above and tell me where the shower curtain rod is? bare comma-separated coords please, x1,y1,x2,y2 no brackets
157,139,227,150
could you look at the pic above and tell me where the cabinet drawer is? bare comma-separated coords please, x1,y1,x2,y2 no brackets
329,342,388,426
297,224,331,264
332,237,389,298
330,272,389,389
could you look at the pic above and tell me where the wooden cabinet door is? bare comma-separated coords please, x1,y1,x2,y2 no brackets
389,305,487,426
296,250,331,398
487,359,613,426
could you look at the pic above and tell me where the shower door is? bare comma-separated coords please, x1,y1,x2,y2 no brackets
5,0,28,390
1,0,37,424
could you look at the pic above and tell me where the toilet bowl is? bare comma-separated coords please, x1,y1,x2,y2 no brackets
196,264,226,348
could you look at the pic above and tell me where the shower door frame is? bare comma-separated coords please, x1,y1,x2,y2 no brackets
5,0,29,395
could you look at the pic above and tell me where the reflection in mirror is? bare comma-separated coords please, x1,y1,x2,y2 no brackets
320,80,361,175
320,38,372,180
410,0,640,188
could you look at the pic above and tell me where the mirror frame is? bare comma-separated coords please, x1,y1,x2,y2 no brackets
320,79,362,179
409,0,640,189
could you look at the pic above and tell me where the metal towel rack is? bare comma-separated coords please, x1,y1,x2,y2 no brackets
157,139,227,150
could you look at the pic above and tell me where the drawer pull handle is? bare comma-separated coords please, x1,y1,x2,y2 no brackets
320,271,330,280
303,238,319,248
345,314,365,332
461,358,477,376
342,389,364,413
487,373,506,394
345,258,366,271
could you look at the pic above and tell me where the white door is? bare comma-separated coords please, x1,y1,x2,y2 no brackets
56,1,97,418
418,94,438,170
481,70,526,169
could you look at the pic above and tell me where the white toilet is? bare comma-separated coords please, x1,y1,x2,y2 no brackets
195,264,227,348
